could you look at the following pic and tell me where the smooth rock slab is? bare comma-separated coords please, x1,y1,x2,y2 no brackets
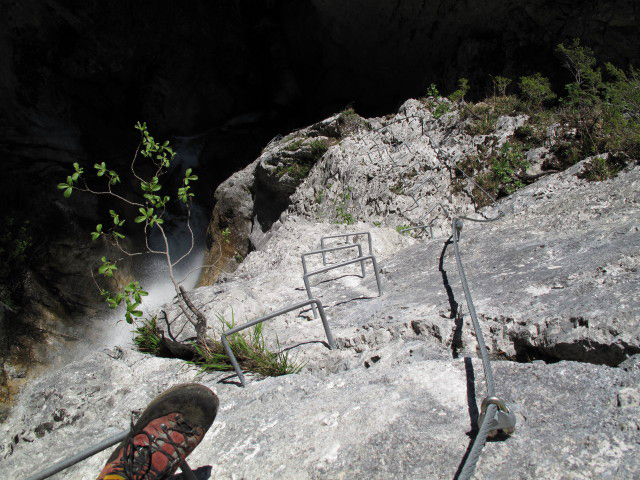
2,348,638,479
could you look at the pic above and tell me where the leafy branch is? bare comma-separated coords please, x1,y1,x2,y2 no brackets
58,122,212,347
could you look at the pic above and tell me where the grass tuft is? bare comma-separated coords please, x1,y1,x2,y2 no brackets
133,317,164,355
189,313,304,377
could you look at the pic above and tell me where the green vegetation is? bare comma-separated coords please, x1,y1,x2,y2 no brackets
421,83,454,119
488,142,529,193
221,227,231,243
335,189,356,225
453,141,530,207
276,138,330,180
389,182,404,195
133,312,302,379
519,73,557,108
448,78,470,103
285,138,304,151
188,314,303,377
337,107,367,136
446,38,638,206
277,160,314,180
433,102,452,119
336,206,355,225
491,75,512,97
463,95,520,135
578,155,627,182
133,316,164,355
553,39,640,162
309,139,329,158
426,83,440,97
57,122,213,346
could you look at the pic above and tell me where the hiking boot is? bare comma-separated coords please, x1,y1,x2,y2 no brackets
97,383,219,480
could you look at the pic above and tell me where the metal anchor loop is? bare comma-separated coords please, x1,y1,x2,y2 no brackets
477,396,517,437
480,396,510,415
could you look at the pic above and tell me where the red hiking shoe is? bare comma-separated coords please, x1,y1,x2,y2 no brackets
97,384,219,480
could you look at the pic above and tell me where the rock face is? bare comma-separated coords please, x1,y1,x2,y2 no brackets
202,99,523,280
2,0,638,404
2,100,639,478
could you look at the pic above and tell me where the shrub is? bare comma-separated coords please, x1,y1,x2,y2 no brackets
309,139,329,159
426,83,440,97
519,73,557,108
433,102,451,119
490,142,529,193
449,78,470,103
552,39,639,162
57,122,215,350
491,75,512,97
337,107,366,136
556,39,603,108
578,155,627,182
457,142,530,207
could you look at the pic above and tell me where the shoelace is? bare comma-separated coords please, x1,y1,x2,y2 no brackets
116,414,202,480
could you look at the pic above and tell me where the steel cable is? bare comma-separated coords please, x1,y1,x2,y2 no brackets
451,212,504,480
458,404,497,480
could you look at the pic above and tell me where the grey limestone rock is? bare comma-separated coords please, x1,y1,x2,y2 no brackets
3,102,640,479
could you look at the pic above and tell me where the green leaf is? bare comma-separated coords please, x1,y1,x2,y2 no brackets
113,231,125,239
94,162,106,176
64,187,72,198
91,224,102,240
57,183,68,190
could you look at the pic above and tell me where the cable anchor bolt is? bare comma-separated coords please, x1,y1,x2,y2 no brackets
454,218,464,237
478,396,517,437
